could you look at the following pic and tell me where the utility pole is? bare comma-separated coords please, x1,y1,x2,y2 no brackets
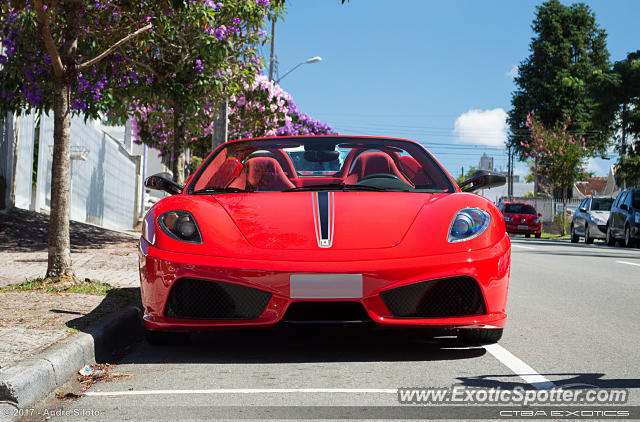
268,18,276,81
507,146,512,201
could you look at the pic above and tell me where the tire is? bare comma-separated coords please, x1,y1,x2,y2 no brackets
584,224,594,244
144,329,189,346
570,225,579,243
535,232,541,239
606,225,615,246
525,234,531,238
624,225,634,248
458,328,503,345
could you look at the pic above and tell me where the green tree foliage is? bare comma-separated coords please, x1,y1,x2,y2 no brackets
455,166,478,185
508,0,611,159
524,113,594,233
592,51,640,187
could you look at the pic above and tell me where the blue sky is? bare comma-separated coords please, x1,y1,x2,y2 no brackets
262,0,640,179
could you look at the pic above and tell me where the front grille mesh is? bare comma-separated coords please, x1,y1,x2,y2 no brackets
283,301,371,323
380,276,486,318
165,278,271,320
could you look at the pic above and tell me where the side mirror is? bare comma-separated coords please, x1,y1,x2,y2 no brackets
145,172,182,195
579,207,586,212
538,213,543,217
459,170,506,192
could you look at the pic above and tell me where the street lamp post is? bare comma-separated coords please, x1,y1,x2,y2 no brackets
275,56,322,84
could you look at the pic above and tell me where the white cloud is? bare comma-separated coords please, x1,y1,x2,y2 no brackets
453,108,508,147
506,64,519,79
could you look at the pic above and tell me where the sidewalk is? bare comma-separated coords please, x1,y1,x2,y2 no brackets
0,208,140,370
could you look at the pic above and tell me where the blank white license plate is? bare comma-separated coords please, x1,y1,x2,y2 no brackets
290,274,363,299
517,225,529,230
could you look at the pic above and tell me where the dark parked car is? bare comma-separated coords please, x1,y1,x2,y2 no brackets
570,196,615,244
498,201,542,238
606,188,640,248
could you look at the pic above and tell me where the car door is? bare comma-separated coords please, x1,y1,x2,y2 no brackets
622,190,634,229
612,191,628,236
574,199,587,235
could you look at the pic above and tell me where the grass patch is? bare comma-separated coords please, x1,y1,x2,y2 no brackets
0,275,137,302
540,231,569,239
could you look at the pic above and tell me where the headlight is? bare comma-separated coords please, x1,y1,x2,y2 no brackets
635,212,640,224
158,210,202,243
534,216,542,223
503,216,512,222
448,208,491,243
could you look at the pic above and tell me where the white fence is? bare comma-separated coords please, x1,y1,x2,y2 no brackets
2,112,141,230
499,196,582,222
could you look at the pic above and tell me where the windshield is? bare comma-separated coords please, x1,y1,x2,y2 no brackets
591,198,614,211
189,137,455,193
504,203,537,215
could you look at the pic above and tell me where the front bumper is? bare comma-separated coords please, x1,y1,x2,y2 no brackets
139,235,510,331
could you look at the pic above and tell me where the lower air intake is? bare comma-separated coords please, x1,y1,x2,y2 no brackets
165,278,271,320
380,276,486,318
283,301,371,323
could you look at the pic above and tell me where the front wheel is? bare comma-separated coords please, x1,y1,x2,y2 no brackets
624,226,634,248
525,234,531,238
535,232,541,239
570,225,579,243
606,225,615,246
584,224,594,244
458,328,503,344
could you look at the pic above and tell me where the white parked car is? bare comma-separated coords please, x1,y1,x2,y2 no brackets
570,196,615,244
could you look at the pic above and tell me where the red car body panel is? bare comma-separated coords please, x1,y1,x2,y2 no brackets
139,136,511,332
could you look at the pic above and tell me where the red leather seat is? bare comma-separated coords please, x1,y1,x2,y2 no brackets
345,152,411,185
229,157,295,191
399,156,431,186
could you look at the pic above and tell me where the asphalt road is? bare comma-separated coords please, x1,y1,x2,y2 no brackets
37,237,640,421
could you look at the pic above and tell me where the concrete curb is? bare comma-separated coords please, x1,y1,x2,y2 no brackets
0,305,142,420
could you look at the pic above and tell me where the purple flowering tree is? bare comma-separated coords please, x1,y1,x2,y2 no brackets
523,113,595,234
0,1,168,279
112,0,277,184
227,74,336,139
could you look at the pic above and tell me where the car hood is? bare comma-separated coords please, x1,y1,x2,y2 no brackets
213,192,432,250
589,210,610,220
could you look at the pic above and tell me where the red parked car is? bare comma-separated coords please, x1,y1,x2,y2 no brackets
141,136,510,345
498,201,542,238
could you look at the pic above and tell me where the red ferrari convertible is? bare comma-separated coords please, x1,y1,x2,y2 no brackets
140,136,510,344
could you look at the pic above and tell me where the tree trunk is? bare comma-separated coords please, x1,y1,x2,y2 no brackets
561,186,568,236
171,104,186,185
45,2,81,279
46,77,74,278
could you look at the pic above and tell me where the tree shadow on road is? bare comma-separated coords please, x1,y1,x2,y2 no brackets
0,208,136,252
64,287,143,363
457,373,640,390
118,327,488,365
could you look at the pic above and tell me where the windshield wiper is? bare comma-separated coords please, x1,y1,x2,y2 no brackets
285,184,344,192
286,184,403,192
194,187,248,194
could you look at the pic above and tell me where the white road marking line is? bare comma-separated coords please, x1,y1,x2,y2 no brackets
511,244,536,250
616,260,640,267
84,388,398,397
484,343,554,390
